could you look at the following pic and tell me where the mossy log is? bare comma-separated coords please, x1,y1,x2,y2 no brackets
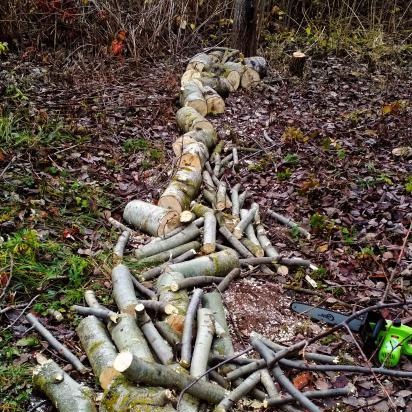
244,56,267,77
240,238,264,257
187,52,215,71
137,240,201,267
112,264,139,315
178,141,209,172
176,107,215,135
180,81,208,116
101,376,175,411
167,249,239,278
113,352,228,404
157,271,189,316
190,308,215,379
181,69,202,86
191,202,213,218
136,224,201,263
199,75,231,98
108,314,155,363
173,129,217,154
203,85,225,114
221,62,245,91
123,200,180,237
158,165,202,213
218,226,253,258
77,316,120,389
33,354,96,412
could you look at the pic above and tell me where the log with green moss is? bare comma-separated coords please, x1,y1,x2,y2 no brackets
176,106,215,135
180,80,208,116
33,354,96,412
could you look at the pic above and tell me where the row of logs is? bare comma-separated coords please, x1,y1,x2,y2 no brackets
31,49,348,412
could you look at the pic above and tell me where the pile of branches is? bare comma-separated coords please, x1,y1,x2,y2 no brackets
28,48,412,412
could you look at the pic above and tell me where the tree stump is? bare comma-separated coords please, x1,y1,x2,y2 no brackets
289,51,306,78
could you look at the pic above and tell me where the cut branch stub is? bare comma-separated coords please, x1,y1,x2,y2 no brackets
167,249,239,278
158,165,202,213
123,200,180,237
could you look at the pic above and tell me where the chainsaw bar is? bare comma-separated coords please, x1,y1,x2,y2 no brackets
290,302,367,332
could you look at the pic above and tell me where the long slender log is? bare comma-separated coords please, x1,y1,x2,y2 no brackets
256,224,279,258
77,316,119,389
221,153,233,167
209,370,230,389
240,237,264,257
170,276,223,291
108,216,133,233
241,210,259,245
230,184,241,220
113,230,131,259
157,271,189,316
240,256,315,269
202,211,217,254
108,313,154,363
135,303,174,365
112,264,139,315
138,300,177,315
26,313,87,373
180,81,208,116
187,52,215,71
190,308,215,379
232,147,239,167
113,352,228,403
155,320,181,347
267,209,311,240
100,377,176,411
181,289,204,368
135,223,201,260
203,170,216,190
213,153,221,176
33,354,96,412
217,268,241,293
123,200,180,237
218,226,253,258
130,276,157,300
214,371,261,412
216,181,227,211
137,241,201,266
141,248,198,281
71,305,119,323
260,368,278,398
233,206,257,239
161,217,204,240
167,249,239,278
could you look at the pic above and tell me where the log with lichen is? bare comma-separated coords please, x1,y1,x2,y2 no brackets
112,264,139,315
176,106,216,136
180,80,208,116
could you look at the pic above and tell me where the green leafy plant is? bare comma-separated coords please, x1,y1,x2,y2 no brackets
309,213,326,230
404,176,412,193
276,168,292,181
0,41,8,55
283,153,299,165
340,226,357,245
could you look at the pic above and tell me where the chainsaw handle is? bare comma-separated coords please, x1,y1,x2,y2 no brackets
372,318,386,340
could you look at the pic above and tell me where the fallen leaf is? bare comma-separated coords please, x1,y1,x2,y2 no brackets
293,372,312,390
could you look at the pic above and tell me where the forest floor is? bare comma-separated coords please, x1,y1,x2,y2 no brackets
0,47,411,411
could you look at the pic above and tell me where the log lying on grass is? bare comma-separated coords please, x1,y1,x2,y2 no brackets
112,264,139,315
180,81,208,116
113,352,228,404
33,354,96,412
123,200,180,237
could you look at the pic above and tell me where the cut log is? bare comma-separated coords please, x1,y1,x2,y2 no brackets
179,129,217,152
71,305,119,324
199,75,231,98
181,69,202,86
135,223,201,260
203,170,216,191
202,211,217,254
289,51,306,78
155,320,181,347
241,209,260,246
217,268,241,293
233,205,258,239
167,249,239,278
203,188,217,208
77,316,119,389
241,67,260,89
130,276,157,300
123,200,180,237
191,202,213,218
240,237,265,257
113,352,228,404
187,52,215,72
190,308,215,378
112,264,139,315
113,230,131,260
108,313,154,363
218,226,253,258
222,62,245,91
172,135,197,156
216,181,227,211
158,166,202,213
84,290,105,310
138,300,177,315
180,210,196,223
33,354,96,412
176,107,215,135
180,81,208,116
135,303,174,365
100,377,175,411
267,209,311,239
178,141,209,171
203,85,225,114
230,183,241,220
244,56,267,77
170,275,223,292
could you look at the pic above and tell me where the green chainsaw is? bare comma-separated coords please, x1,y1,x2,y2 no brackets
290,301,412,367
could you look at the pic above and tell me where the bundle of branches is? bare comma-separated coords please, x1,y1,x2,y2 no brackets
32,48,397,411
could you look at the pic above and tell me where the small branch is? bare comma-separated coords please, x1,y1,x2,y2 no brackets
218,226,254,258
84,290,105,310
171,276,223,291
233,206,257,239
108,216,133,233
113,230,131,259
71,305,119,323
26,313,87,373
130,275,157,300
267,210,311,240
217,268,241,293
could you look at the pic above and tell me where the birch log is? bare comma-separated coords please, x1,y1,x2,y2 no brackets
123,200,180,237
222,62,245,91
158,165,202,213
216,181,227,211
112,264,139,315
244,56,267,77
199,75,231,98
77,316,120,389
113,352,227,403
181,69,202,85
187,53,215,71
203,85,225,114
176,107,215,135
180,81,208,116
202,211,217,254
233,205,258,239
176,129,217,152
167,249,239,278
33,354,96,412
178,141,209,171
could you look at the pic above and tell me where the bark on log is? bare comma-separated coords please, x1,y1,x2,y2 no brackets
178,141,209,172
123,200,180,237
33,354,96,412
238,190,249,208
26,313,87,373
187,53,215,72
199,75,231,98
158,166,202,213
135,303,174,365
181,289,204,368
77,316,119,389
84,290,105,310
71,305,119,324
138,300,178,316
176,107,215,135
181,69,202,86
244,56,267,77
113,230,131,260
230,184,241,220
217,268,241,293
135,223,201,260
267,209,311,239
222,62,245,91
240,237,264,257
108,314,155,363
170,275,222,291
216,182,227,211
155,320,181,347
202,211,217,254
203,170,216,191
241,67,260,89
100,376,176,411
180,81,208,116
218,226,254,258
157,271,190,316
113,352,228,404
167,249,239,278
137,241,201,267
203,85,225,114
241,209,260,246
203,188,217,208
233,205,258,239
112,264,139,315
190,308,215,379
130,276,157,300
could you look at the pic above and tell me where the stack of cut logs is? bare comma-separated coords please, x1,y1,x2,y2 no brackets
32,50,339,412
